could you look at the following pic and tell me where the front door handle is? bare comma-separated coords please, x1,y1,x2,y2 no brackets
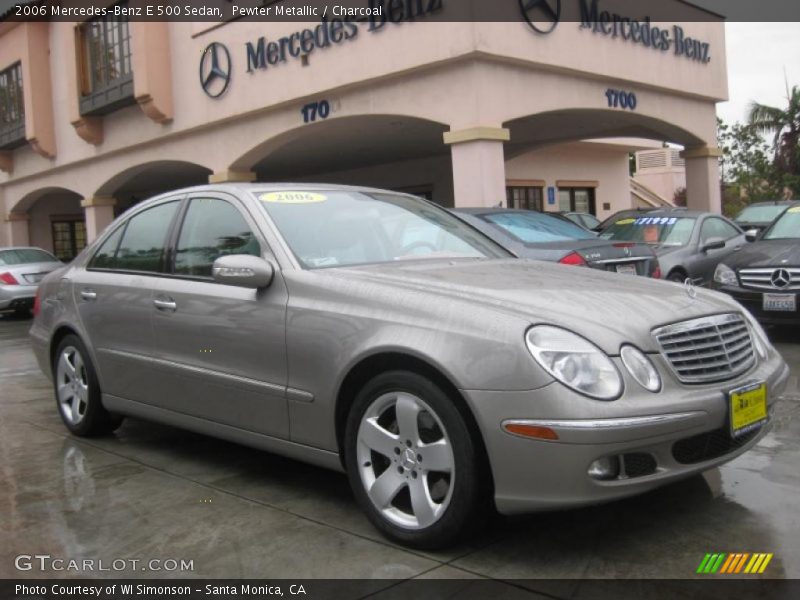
80,289,97,301
153,297,177,312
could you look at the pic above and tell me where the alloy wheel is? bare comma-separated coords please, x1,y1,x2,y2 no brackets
356,391,455,530
56,346,89,425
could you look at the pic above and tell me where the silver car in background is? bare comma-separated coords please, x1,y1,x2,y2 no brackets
600,210,747,285
0,247,62,316
30,185,789,548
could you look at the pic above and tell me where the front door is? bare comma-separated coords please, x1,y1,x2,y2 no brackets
150,194,290,439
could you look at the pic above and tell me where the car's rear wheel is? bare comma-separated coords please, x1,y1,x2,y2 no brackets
53,335,123,436
344,370,487,548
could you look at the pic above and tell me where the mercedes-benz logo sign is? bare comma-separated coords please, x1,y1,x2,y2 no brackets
684,278,697,299
519,0,561,34
199,42,231,98
771,268,792,289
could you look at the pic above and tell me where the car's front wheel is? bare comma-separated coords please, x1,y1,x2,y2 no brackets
53,335,123,436
344,370,488,548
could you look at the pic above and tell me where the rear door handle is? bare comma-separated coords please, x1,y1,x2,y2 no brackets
80,289,97,301
153,297,177,312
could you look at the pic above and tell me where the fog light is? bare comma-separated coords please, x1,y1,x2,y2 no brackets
588,456,620,480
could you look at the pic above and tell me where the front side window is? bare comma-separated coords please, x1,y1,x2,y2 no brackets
90,201,178,272
0,62,25,148
257,191,507,269
700,217,740,243
762,206,800,240
600,216,696,246
174,198,261,278
483,212,595,243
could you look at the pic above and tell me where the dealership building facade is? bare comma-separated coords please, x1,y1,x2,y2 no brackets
0,0,727,259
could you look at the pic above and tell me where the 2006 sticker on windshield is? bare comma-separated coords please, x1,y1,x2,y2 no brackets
261,192,327,204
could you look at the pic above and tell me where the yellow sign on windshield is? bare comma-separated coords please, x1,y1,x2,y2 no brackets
615,218,636,225
260,192,327,204
787,206,800,214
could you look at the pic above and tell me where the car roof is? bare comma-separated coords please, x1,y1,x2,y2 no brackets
0,246,50,251
161,182,410,196
453,207,556,216
742,200,796,207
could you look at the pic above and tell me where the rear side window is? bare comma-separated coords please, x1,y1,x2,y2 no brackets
90,201,179,272
483,212,595,242
174,198,261,278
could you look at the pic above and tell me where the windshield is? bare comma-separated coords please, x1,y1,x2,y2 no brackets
599,216,696,246
0,248,58,266
257,190,508,269
735,204,788,223
762,206,800,240
482,211,596,243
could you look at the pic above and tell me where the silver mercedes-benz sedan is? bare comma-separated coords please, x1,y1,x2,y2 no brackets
30,184,789,548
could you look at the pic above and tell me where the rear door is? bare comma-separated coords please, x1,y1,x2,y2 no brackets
75,198,182,403
150,193,290,438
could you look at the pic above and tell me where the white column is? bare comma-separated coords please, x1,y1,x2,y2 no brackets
681,146,723,213
81,196,117,243
444,127,509,208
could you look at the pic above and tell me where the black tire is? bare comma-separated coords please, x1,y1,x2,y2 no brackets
344,370,488,549
667,270,688,283
52,334,123,436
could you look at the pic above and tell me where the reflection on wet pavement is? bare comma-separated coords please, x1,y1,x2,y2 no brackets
1,314,799,581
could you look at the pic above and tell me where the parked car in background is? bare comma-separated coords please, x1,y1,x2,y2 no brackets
599,210,747,285
29,184,790,549
453,208,660,277
595,207,665,232
733,200,795,237
0,247,62,316
562,211,602,231
713,203,800,324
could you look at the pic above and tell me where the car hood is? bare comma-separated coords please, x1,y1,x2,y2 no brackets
332,258,741,354
724,239,800,269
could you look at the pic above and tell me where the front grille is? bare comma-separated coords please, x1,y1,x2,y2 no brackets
672,427,760,464
738,267,800,291
652,313,755,384
622,453,657,478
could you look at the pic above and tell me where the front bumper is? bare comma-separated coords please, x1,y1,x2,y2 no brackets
462,351,789,515
714,284,800,325
0,284,37,310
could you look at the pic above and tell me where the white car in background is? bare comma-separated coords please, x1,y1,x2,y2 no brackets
0,247,62,316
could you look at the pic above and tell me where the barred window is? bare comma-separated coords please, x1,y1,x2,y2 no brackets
78,4,135,116
0,62,25,149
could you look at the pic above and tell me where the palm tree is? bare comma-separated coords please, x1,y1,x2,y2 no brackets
747,85,800,176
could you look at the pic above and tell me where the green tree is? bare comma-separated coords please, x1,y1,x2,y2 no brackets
717,118,784,201
747,85,800,196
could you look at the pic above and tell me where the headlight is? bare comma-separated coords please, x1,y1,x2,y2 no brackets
620,345,661,392
713,263,737,286
525,326,623,400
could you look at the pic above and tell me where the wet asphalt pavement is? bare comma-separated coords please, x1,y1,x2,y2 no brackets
1,313,799,591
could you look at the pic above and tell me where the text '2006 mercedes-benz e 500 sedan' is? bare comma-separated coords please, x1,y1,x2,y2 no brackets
30,184,789,548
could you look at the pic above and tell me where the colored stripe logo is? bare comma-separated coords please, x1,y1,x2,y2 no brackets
696,553,773,574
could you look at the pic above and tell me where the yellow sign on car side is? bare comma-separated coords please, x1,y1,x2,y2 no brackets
260,192,327,204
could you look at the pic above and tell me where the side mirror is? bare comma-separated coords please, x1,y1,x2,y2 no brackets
745,229,759,242
701,238,726,253
212,255,274,289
